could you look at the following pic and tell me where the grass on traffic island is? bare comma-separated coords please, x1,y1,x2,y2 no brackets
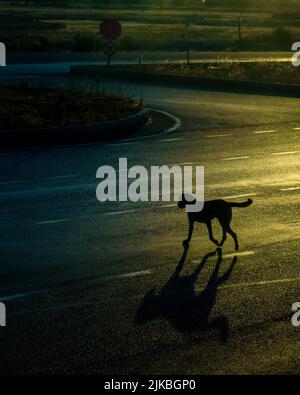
0,86,143,130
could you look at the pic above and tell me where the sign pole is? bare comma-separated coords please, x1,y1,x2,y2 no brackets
187,49,190,65
100,19,122,66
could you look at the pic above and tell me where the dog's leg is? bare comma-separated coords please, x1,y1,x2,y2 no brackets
183,221,194,247
206,221,219,246
218,226,227,247
225,225,239,251
217,210,232,247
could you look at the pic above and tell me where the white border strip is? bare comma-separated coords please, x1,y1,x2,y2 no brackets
149,108,182,135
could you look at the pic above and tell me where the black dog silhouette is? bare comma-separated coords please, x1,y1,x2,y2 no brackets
136,247,237,342
178,194,253,251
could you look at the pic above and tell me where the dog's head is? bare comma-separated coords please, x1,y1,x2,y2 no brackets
177,193,196,210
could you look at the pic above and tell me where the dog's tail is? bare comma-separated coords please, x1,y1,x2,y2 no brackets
228,199,253,208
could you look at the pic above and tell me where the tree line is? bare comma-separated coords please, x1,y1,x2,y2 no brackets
2,0,296,9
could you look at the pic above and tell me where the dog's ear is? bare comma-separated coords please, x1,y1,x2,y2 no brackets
182,193,196,206
178,193,197,209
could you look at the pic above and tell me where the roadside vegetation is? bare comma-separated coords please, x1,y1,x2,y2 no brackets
0,86,143,130
109,61,300,85
1,2,300,52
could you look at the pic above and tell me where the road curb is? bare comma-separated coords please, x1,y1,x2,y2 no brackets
0,109,150,148
71,66,300,97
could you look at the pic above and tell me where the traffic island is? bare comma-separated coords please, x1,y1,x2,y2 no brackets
0,86,149,148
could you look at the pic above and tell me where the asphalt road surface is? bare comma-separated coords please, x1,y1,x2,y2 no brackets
0,80,299,374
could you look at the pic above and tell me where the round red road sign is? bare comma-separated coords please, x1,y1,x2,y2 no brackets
100,19,122,41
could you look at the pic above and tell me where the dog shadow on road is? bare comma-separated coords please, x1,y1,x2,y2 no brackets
135,246,237,343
